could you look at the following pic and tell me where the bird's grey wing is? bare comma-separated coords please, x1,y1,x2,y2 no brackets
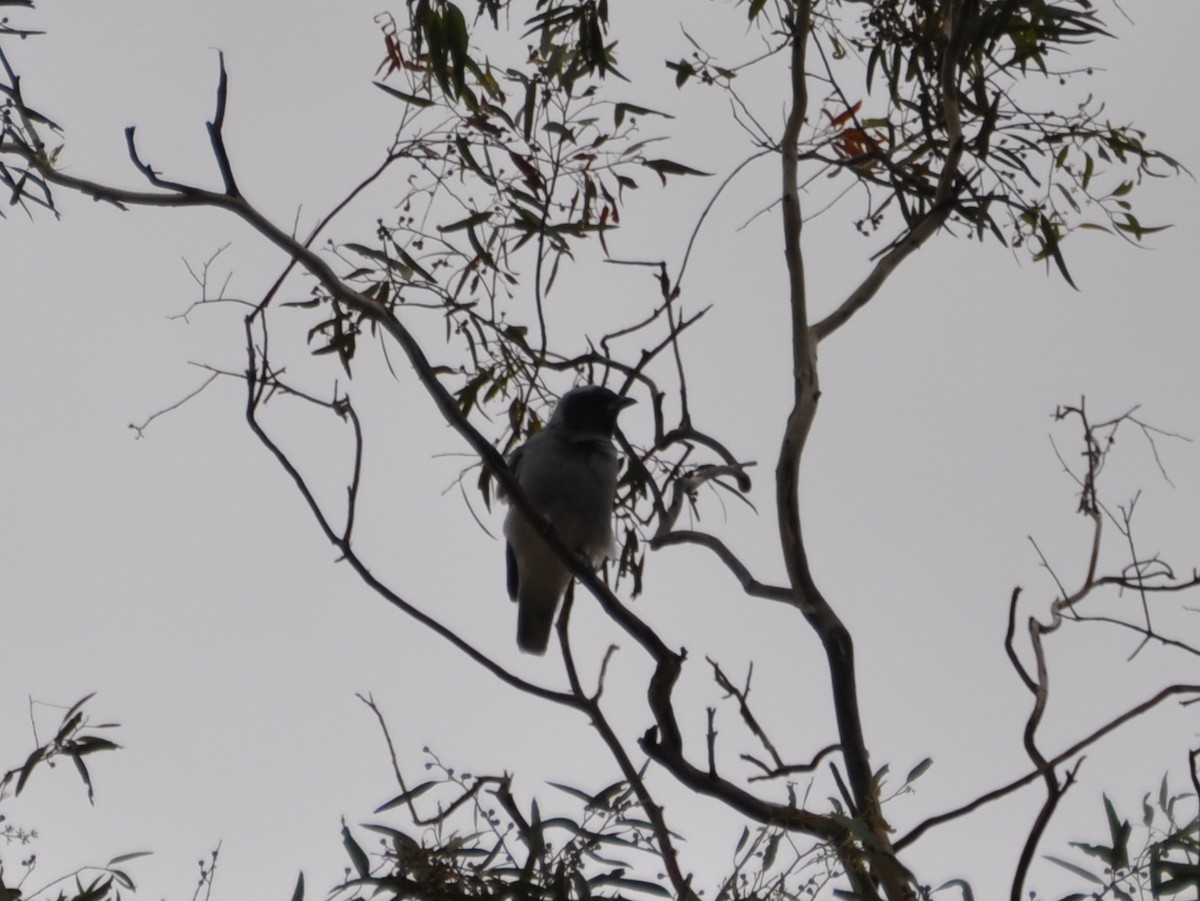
505,541,519,601
502,439,530,600
497,443,526,502
506,508,570,654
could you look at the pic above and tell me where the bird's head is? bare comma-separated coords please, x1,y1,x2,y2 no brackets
550,385,636,438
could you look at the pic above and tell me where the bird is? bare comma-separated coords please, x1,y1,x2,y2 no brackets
501,385,636,654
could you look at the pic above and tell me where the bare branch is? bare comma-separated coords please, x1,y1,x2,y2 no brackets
895,684,1200,851
128,371,222,439
206,53,237,195
746,744,843,782
1004,587,1037,694
811,0,970,342
709,659,786,773
1010,759,1082,901
653,531,792,603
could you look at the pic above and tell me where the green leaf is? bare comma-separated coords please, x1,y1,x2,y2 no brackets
1055,183,1081,214
587,874,671,897
934,879,974,901
1037,215,1078,289
665,60,694,88
14,745,46,796
642,159,713,181
1044,855,1103,884
1156,859,1200,894
466,224,497,268
68,751,95,804
391,240,437,283
761,830,780,871
71,875,113,901
547,781,602,806
342,243,411,275
110,867,136,890
1103,795,1131,869
62,693,97,725
443,2,470,96
613,102,673,128
361,823,421,853
71,735,120,755
519,79,536,141
1114,213,1171,241
454,137,491,182
375,779,438,813
905,757,933,785
544,122,575,142
1081,153,1095,191
107,852,153,867
438,210,494,233
1069,841,1114,861
342,821,371,878
373,82,435,108
534,815,584,835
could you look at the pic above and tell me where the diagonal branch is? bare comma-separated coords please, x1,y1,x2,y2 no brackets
652,531,791,602
894,683,1200,851
811,0,971,343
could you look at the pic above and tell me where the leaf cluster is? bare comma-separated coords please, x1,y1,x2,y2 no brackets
1046,779,1200,900
0,695,119,807
329,758,678,901
0,696,146,901
683,0,1186,285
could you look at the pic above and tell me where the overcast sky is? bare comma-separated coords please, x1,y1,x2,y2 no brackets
3,3,1199,899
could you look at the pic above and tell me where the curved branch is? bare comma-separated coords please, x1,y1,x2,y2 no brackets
745,743,842,782
894,683,1200,851
639,726,837,838
241,343,576,709
651,531,791,602
1004,587,1037,693
652,461,754,537
558,606,699,901
770,14,908,898
811,0,971,342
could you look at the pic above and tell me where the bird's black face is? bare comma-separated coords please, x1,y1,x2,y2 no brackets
554,385,635,437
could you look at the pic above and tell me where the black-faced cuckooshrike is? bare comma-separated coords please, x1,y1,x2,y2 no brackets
502,385,636,654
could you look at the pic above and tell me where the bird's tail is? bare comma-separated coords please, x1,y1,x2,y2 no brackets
517,603,555,655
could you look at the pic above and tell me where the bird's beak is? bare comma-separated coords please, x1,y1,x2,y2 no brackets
614,395,637,410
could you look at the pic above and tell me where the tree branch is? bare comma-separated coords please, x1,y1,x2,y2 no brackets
811,0,970,342
895,684,1200,850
